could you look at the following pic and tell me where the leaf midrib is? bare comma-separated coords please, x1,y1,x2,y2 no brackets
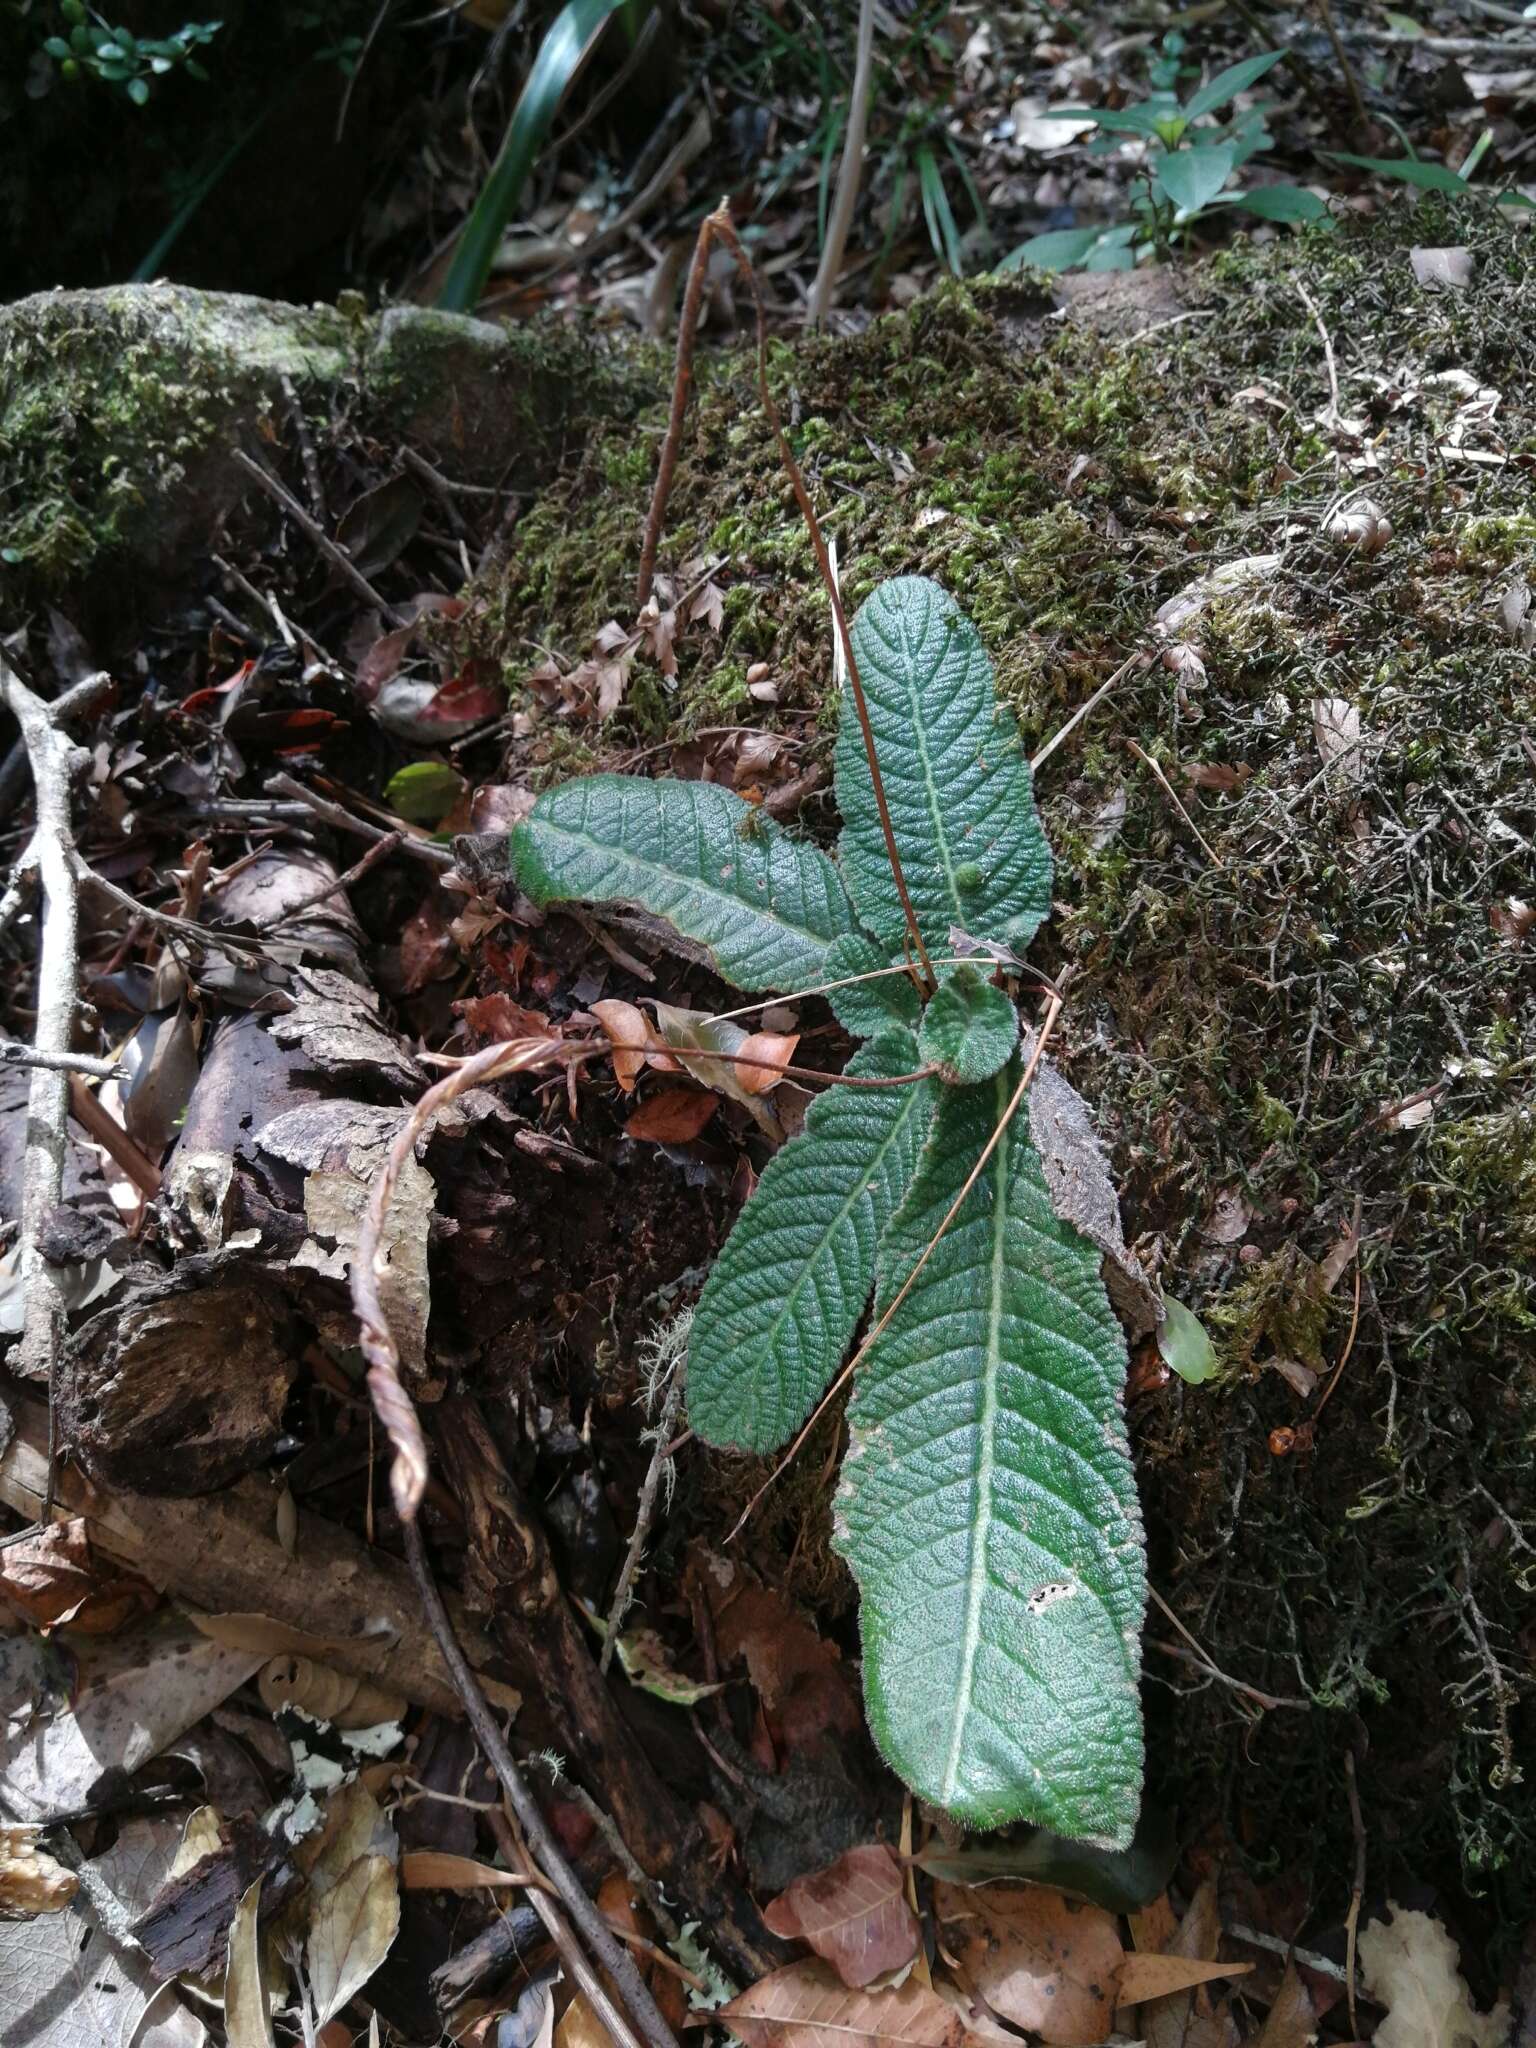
939,1065,1010,1805
893,604,963,927
529,817,841,951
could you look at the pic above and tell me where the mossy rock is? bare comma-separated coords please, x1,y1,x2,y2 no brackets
0,283,645,597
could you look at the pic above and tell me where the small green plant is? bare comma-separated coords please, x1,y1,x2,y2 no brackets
1005,48,1327,274
510,576,1146,1845
40,0,220,102
1328,127,1536,210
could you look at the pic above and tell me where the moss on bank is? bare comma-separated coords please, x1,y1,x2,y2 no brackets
475,197,1536,1963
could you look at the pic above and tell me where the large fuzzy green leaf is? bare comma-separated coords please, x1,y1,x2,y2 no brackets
510,776,859,994
835,1065,1144,1844
835,579,1053,956
688,1032,935,1453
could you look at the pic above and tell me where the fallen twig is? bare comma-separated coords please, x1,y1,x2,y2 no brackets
1124,737,1224,869
232,447,407,625
267,770,454,870
66,1075,163,1198
261,830,403,928
600,1358,686,1677
636,216,717,610
0,1040,125,1081
0,658,109,1502
407,1521,680,2048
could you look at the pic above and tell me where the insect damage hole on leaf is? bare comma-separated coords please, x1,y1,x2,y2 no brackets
508,575,1147,1843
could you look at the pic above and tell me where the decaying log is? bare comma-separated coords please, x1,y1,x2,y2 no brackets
0,1395,518,1721
434,1396,781,1983
430,1902,548,2016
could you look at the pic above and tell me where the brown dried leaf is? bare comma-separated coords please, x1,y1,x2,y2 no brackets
934,1882,1123,2048
0,1517,153,1633
721,1959,974,2048
689,581,727,634
305,1851,399,2029
591,999,652,1093
624,1088,718,1143
734,1031,800,1096
1118,1953,1253,2005
1139,1878,1240,2048
1183,761,1250,793
224,1876,275,2048
763,1845,919,1988
1490,897,1536,944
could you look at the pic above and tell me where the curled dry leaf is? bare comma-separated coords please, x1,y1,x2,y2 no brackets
1327,499,1391,555
256,1655,406,1731
1490,897,1535,945
734,1031,801,1096
1357,1905,1509,2048
721,1958,976,2048
624,1088,718,1144
591,998,652,1092
933,1881,1123,2048
399,1851,525,1891
1313,696,1366,786
0,1825,79,1915
762,1844,919,1988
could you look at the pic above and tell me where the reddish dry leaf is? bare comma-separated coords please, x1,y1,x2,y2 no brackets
1183,761,1251,793
591,1000,652,1093
721,1959,973,2048
624,1089,718,1143
469,783,536,833
763,1845,918,1989
689,580,726,634
0,1519,155,1634
935,1881,1123,2048
735,1031,801,1096
455,994,554,1044
399,898,458,993
1139,1878,1240,2048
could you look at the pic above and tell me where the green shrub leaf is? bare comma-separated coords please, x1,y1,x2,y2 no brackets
836,1067,1145,1843
917,967,1019,1085
1327,151,1469,193
822,932,923,1038
510,776,858,993
836,579,1052,957
688,1033,935,1453
1154,143,1235,215
1232,184,1329,222
1181,49,1286,122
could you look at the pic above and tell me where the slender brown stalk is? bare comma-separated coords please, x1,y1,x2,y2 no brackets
636,215,718,609
710,207,934,991
729,995,1062,1539
351,1036,597,1520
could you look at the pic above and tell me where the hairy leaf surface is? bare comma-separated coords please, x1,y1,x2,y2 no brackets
822,932,923,1039
916,965,1018,1085
510,775,857,992
836,579,1053,955
689,1034,935,1453
835,1066,1144,1843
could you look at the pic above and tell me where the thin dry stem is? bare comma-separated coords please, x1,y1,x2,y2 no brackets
636,215,718,609
807,0,877,327
351,1036,590,1520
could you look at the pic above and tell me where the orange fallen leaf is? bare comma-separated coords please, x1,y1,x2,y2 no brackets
591,999,651,1093
624,1089,717,1143
400,1851,529,1891
735,1031,800,1095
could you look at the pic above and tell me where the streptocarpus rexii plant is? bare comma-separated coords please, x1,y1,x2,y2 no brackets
510,575,1146,1846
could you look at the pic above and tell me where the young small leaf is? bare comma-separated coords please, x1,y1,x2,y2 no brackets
836,1068,1145,1843
917,967,1019,1085
1182,49,1286,122
689,1033,935,1453
1154,144,1235,215
511,776,858,993
837,579,1052,958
